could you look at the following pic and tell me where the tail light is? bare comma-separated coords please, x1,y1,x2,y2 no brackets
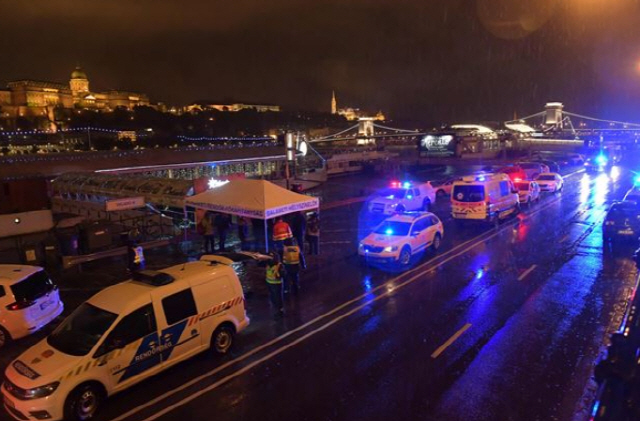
6,300,35,311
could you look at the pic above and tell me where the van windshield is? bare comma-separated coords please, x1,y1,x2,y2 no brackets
537,175,555,181
10,270,54,303
515,182,530,191
47,303,118,356
453,185,485,202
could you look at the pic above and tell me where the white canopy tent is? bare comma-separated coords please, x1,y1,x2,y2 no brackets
184,179,319,252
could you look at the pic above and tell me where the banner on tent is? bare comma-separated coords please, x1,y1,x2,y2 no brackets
185,198,319,219
265,199,319,218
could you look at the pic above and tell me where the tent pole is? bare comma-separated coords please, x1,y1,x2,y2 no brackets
264,219,269,253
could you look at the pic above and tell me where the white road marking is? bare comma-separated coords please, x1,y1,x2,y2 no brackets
110,174,574,421
431,323,472,359
517,264,538,281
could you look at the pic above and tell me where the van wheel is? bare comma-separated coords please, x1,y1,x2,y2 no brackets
436,189,446,198
431,233,442,252
64,383,104,421
0,326,11,349
399,246,412,265
211,325,235,355
396,205,405,213
422,199,430,211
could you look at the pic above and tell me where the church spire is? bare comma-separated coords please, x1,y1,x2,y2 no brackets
331,90,337,114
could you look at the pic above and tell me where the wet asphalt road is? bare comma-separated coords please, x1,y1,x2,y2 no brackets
1,164,638,421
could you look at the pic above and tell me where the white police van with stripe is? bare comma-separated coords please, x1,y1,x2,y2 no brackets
1,254,255,421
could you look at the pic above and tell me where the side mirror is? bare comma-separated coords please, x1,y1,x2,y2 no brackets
411,231,420,237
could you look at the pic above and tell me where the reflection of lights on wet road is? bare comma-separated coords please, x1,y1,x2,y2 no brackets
363,275,372,292
475,267,485,280
579,174,590,204
609,165,620,182
593,173,609,206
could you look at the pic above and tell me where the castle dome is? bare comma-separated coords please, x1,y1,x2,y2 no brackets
71,66,88,80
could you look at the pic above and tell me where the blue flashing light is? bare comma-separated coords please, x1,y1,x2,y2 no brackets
634,175,640,186
402,181,412,189
596,154,607,165
477,175,485,182
385,228,394,236
407,195,413,199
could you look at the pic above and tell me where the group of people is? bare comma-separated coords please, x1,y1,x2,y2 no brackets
198,210,320,318
199,211,249,253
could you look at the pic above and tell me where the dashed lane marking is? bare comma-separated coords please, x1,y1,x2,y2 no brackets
431,323,472,359
517,264,538,281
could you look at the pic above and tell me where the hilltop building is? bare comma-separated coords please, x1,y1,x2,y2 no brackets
0,67,151,128
330,91,385,121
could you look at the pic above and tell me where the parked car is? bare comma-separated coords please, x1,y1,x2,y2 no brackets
535,173,564,193
603,201,640,244
0,265,64,350
432,177,460,198
515,180,541,206
368,181,436,214
516,162,547,180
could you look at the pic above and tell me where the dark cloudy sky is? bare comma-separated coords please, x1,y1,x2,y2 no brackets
1,0,639,125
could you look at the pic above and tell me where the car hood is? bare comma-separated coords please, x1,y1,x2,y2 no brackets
5,338,80,388
536,180,555,185
370,197,397,205
362,234,403,246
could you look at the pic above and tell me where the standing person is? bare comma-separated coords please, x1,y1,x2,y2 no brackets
265,253,284,317
282,238,306,293
272,216,293,255
237,216,250,250
306,213,320,255
215,213,232,252
291,212,307,252
252,218,265,251
126,240,145,273
200,212,216,253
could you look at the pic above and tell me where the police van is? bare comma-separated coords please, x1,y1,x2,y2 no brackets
451,173,519,225
2,255,251,421
368,181,436,215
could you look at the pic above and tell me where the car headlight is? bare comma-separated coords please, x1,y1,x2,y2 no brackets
383,246,398,252
389,203,397,208
359,243,364,249
605,221,615,226
16,381,59,400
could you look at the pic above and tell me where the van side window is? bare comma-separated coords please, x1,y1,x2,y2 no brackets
0,286,4,298
97,304,156,356
414,188,421,197
499,181,509,197
411,219,427,234
429,216,439,225
162,289,198,325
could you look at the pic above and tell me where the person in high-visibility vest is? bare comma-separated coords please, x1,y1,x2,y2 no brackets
265,253,284,316
126,240,145,273
282,238,306,293
272,217,293,255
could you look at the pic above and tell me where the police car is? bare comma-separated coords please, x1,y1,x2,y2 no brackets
0,265,63,350
368,181,436,215
2,255,252,421
358,212,444,265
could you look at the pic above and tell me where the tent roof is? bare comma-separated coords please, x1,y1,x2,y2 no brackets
184,179,319,219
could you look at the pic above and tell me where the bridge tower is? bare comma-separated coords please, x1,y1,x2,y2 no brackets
545,102,564,129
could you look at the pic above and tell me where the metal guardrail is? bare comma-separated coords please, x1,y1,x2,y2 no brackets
591,269,640,421
61,238,171,269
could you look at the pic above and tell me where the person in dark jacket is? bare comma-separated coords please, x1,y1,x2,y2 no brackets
215,213,232,252
290,212,307,252
282,237,306,293
126,240,145,273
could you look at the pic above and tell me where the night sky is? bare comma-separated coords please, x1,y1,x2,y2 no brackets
1,0,639,125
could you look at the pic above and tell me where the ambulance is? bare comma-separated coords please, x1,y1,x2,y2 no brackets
451,173,519,225
2,255,252,421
